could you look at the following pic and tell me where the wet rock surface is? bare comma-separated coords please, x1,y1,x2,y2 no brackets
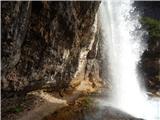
1,1,101,97
134,1,160,95
42,97,143,120
84,106,143,120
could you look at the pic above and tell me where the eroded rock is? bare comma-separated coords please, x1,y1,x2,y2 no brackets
1,1,101,97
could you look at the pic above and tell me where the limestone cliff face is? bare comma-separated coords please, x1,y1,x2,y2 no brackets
1,1,101,97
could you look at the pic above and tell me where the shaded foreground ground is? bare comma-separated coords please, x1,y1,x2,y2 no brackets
1,90,67,120
2,89,143,120
42,97,143,120
1,78,102,120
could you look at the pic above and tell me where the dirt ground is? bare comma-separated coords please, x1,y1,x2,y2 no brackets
1,79,103,120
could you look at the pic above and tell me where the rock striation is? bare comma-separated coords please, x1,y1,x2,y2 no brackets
1,1,102,97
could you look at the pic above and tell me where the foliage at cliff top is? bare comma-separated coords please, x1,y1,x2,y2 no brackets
141,17,160,39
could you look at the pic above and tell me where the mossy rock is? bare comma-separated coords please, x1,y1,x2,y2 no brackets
42,97,96,120
141,17,160,39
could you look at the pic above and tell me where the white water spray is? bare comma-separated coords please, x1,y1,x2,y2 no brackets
99,1,160,120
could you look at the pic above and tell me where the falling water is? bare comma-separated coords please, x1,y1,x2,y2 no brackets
99,0,160,120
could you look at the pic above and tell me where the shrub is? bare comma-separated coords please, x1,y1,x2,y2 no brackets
141,17,160,39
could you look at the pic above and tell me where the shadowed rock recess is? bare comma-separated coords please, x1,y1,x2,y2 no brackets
134,2,160,95
1,1,102,97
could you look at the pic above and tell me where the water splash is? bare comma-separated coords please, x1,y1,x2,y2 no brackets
99,0,160,120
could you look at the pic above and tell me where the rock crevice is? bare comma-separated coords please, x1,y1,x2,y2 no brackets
1,1,101,97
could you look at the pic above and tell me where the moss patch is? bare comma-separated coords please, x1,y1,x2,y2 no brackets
141,17,160,39
42,96,96,120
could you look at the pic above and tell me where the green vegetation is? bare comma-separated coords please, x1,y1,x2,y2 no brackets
141,17,160,39
42,97,96,120
80,97,94,109
5,105,23,114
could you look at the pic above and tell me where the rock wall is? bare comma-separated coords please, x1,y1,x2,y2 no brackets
134,1,160,95
1,1,101,97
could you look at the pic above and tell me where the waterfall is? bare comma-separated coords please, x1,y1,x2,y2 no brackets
99,0,159,120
